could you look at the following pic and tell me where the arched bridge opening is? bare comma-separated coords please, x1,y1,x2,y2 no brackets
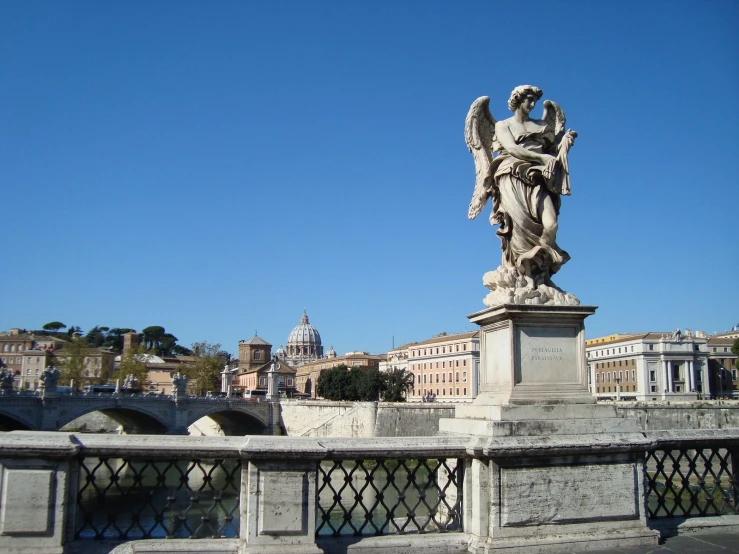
0,412,32,432
62,408,170,435
189,410,268,436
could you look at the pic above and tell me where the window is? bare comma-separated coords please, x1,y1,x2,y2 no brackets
463,371,467,382
435,374,439,383
435,348,438,354
442,373,445,382
26,369,31,375
436,362,439,369
416,375,420,383
423,375,426,384
455,345,459,352
733,369,738,381
253,351,262,361
607,372,611,382
632,370,635,381
259,377,266,387
463,344,467,351
442,347,445,353
442,361,445,368
650,371,656,382
463,359,466,367
455,360,459,367
455,372,459,382
649,345,654,351
463,388,467,395
456,388,459,395
287,378,293,386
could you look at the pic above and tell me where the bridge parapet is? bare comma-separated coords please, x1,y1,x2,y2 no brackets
0,394,281,435
0,430,737,553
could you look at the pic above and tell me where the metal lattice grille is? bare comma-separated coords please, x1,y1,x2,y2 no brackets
75,457,241,539
646,446,738,518
316,458,463,537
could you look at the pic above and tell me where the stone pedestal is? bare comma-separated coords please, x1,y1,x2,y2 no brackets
440,304,640,436
441,304,658,552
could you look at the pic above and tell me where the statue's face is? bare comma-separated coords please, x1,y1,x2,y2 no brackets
520,95,536,115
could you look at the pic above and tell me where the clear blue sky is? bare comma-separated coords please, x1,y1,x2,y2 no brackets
1,1,737,356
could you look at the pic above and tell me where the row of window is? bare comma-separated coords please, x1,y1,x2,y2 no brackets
712,347,730,353
1,343,29,353
595,370,636,384
411,343,470,357
415,387,467,396
411,359,467,371
595,359,635,369
257,377,294,387
1,357,22,364
589,345,635,358
416,371,467,384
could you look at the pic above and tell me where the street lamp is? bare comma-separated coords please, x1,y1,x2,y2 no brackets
615,377,621,402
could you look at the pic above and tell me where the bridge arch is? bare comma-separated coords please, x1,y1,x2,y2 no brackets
58,405,170,435
186,406,269,436
0,408,35,431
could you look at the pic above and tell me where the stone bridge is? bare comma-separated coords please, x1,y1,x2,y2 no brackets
0,393,279,435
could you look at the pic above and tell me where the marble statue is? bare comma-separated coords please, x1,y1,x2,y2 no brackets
40,365,61,393
465,85,579,307
0,368,14,393
171,372,188,399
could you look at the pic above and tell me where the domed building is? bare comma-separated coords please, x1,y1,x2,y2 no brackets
280,310,324,367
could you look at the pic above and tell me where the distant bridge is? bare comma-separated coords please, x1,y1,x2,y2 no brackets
0,392,279,435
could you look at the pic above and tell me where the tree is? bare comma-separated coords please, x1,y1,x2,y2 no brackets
733,338,739,369
171,344,193,356
118,343,150,389
142,326,167,352
66,325,83,338
316,365,356,401
42,321,66,332
184,341,225,396
381,368,415,402
356,367,383,401
54,338,87,390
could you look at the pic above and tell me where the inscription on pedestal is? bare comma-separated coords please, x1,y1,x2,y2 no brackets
258,470,308,535
516,326,578,384
500,463,638,526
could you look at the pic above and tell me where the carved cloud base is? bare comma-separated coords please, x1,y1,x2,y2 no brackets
482,266,579,308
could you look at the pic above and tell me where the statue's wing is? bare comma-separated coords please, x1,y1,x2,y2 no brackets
465,96,497,220
542,100,567,146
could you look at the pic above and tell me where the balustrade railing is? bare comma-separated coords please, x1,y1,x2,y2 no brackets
645,434,739,520
316,457,463,537
76,456,241,540
1,429,739,553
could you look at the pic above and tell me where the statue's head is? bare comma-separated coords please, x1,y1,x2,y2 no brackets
508,85,543,112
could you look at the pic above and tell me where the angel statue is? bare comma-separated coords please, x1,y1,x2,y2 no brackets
465,85,580,307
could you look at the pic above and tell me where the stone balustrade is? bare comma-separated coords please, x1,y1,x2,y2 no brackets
0,430,737,553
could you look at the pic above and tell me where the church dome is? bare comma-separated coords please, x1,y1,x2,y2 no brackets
286,310,324,363
288,310,322,346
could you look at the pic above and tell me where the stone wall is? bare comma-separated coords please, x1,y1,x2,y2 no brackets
279,400,456,437
614,402,739,431
374,404,456,437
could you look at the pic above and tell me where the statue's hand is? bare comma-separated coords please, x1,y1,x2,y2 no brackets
540,153,556,166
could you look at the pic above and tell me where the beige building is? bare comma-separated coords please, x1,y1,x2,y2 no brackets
295,352,382,399
406,331,480,402
379,342,413,374
1,329,67,386
586,331,711,401
706,331,738,398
